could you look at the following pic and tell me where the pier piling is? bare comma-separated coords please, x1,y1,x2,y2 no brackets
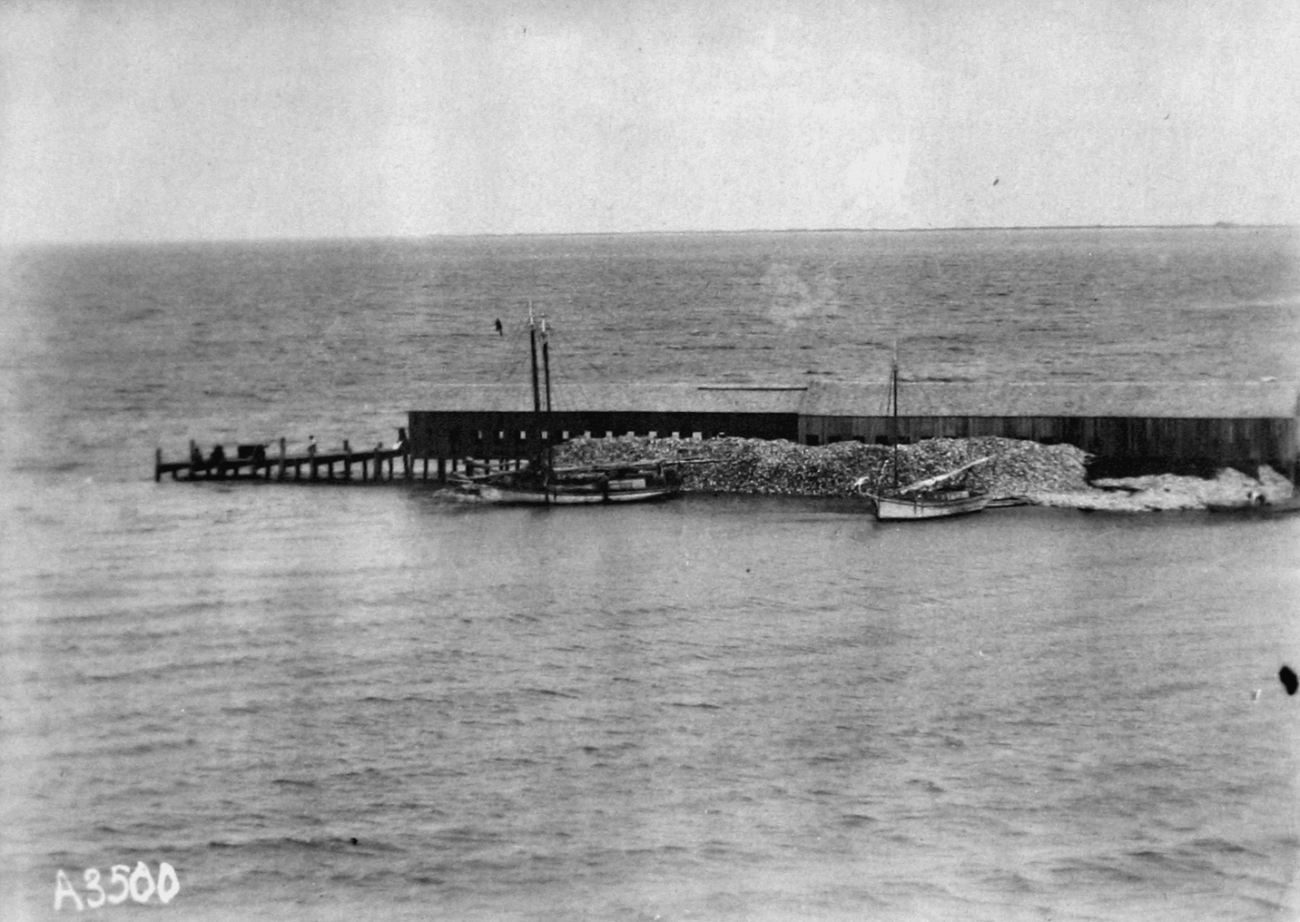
155,430,412,485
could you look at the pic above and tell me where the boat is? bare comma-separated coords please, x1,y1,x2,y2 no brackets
856,456,992,520
1206,493,1300,516
458,459,682,505
452,312,682,505
851,348,991,521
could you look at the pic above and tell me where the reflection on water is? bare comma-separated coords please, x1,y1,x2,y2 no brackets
2,229,1299,920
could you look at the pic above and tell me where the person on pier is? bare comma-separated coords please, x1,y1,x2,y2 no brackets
208,444,226,477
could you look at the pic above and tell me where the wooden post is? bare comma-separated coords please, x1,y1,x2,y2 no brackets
395,428,410,481
278,438,287,481
436,458,444,482
155,448,162,482
343,440,352,481
1291,419,1298,484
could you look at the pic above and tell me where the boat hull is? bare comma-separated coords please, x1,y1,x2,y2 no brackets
1206,495,1300,516
873,492,990,521
469,484,679,505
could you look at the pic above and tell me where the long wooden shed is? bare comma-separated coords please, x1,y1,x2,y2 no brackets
408,380,1299,480
407,384,802,463
798,380,1300,477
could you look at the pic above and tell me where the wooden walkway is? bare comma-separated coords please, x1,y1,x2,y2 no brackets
156,437,410,483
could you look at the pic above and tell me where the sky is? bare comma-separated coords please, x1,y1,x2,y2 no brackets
1,0,1297,244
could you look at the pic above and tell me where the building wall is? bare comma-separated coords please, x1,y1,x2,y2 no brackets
408,410,800,459
409,408,1296,478
799,414,1298,476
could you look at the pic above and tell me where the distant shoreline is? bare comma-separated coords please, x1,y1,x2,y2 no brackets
6,222,1296,251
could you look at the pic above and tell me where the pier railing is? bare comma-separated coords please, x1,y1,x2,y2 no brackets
156,437,411,483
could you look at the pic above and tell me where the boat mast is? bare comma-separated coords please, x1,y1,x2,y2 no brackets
541,316,553,414
541,315,554,473
527,304,547,485
528,303,541,414
890,342,899,489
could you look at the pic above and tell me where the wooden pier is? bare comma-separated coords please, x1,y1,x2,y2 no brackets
156,433,412,483
408,380,1300,482
156,379,1300,486
154,428,534,485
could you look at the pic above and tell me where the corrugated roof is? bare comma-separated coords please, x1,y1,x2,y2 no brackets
415,380,1299,419
414,384,806,415
801,380,1299,418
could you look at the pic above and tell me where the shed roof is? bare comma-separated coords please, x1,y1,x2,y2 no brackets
415,383,807,415
800,380,1299,418
414,380,1299,419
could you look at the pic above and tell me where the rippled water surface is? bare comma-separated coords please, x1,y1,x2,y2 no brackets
2,228,1299,921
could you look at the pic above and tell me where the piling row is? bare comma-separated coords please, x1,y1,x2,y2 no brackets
156,435,411,483
154,429,544,485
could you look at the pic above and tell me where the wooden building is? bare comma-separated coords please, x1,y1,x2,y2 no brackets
407,384,801,467
798,380,1300,477
408,380,1299,480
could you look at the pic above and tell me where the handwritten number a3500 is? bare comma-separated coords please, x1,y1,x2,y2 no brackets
54,862,179,911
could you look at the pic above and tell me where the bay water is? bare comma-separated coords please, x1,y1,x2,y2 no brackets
2,227,1299,921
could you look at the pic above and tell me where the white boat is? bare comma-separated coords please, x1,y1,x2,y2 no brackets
852,348,990,521
453,312,682,506
856,457,992,520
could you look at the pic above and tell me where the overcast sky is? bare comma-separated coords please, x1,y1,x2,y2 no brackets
2,0,1297,244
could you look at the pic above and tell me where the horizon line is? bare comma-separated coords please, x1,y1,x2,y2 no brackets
5,221,1295,249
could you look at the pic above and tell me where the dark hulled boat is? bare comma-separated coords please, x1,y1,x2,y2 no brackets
453,313,681,505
